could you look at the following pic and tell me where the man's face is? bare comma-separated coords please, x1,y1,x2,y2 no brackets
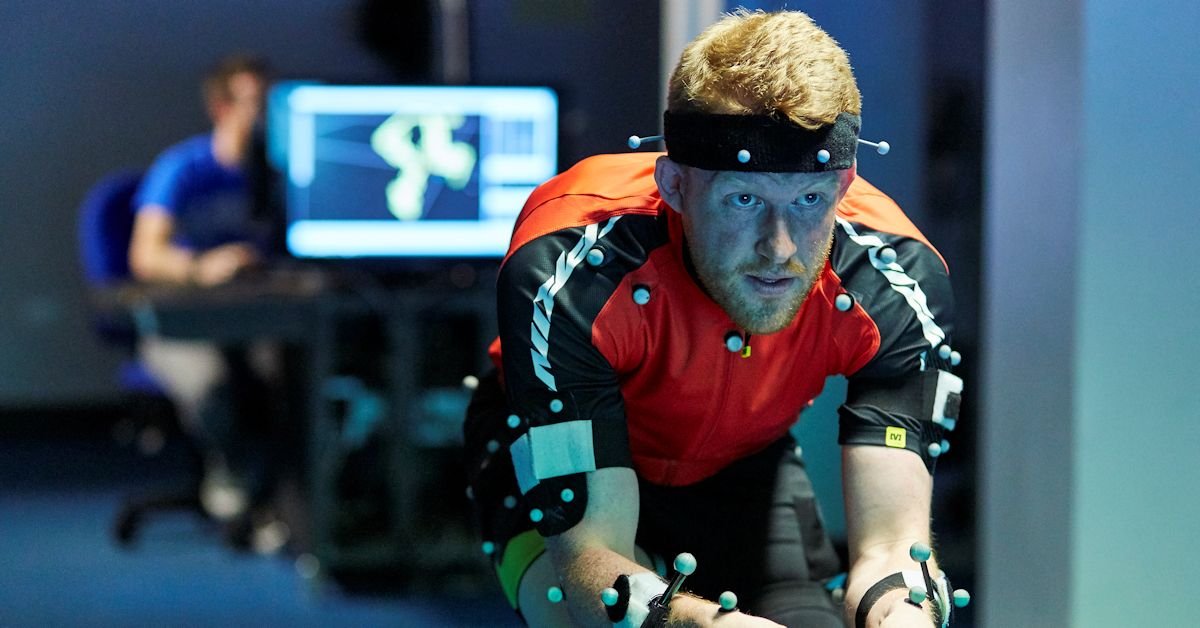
666,163,849,335
211,71,266,138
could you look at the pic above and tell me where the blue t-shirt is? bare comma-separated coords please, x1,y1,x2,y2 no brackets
134,133,260,252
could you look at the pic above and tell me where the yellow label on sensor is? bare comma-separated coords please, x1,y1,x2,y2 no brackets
885,426,907,448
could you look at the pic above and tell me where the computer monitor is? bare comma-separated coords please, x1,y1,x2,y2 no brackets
268,83,558,260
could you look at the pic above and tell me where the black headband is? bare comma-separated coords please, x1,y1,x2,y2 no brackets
663,111,861,172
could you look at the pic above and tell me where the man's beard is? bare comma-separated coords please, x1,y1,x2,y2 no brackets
691,239,832,335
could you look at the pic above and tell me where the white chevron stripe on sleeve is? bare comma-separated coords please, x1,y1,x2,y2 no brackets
529,217,623,392
836,217,947,350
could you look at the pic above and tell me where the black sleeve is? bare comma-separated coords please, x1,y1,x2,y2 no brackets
496,220,637,533
831,220,962,472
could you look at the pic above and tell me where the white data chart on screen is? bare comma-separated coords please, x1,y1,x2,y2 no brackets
275,84,558,258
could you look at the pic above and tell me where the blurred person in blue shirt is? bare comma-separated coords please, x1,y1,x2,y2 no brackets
129,56,283,547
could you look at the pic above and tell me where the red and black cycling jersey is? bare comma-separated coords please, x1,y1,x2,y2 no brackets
489,152,956,487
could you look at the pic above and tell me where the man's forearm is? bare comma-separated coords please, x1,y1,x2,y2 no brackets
842,446,939,627
130,243,195,284
552,543,654,627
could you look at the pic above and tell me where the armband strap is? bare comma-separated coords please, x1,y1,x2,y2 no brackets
854,572,906,628
839,369,964,473
855,570,954,628
605,572,668,628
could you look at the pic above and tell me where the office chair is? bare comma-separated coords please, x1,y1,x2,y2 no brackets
77,169,211,546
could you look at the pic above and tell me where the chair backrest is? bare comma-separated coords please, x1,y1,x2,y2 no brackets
78,169,143,286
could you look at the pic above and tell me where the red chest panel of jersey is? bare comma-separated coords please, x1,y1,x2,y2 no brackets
590,212,879,485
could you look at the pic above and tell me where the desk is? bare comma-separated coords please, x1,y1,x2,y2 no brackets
93,269,350,559
93,268,336,340
94,268,498,578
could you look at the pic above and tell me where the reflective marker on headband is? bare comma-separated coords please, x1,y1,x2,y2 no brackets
858,138,891,155
628,134,663,149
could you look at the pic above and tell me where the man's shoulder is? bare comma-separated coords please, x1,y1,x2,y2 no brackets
153,133,214,167
503,153,665,263
837,177,926,243
834,176,947,272
136,134,220,210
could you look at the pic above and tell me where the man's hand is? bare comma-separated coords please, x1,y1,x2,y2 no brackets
191,242,260,286
669,595,784,627
877,596,934,628
711,612,785,628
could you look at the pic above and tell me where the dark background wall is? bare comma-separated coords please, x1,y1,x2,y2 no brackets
469,1,661,167
0,0,661,410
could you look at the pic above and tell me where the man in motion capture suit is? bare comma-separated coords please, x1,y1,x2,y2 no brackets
465,9,970,627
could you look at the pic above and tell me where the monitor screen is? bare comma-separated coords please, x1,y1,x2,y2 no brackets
268,84,557,259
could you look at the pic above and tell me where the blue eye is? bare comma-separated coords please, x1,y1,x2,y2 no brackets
728,193,759,209
796,193,824,208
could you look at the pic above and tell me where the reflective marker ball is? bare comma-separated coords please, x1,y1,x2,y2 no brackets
737,149,751,163
482,541,495,555
953,589,971,608
549,399,564,413
928,442,943,457
880,247,897,265
530,509,544,523
561,488,575,503
908,586,927,605
674,552,697,576
835,293,854,312
909,542,933,562
817,149,831,163
719,591,738,611
601,587,620,606
938,344,953,360
507,414,521,429
547,586,564,603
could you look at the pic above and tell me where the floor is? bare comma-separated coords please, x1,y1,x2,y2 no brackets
0,419,518,628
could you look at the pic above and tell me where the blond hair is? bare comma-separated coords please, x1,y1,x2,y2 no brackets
667,9,861,130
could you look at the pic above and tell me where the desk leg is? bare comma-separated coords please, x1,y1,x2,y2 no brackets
384,304,422,568
304,299,340,565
